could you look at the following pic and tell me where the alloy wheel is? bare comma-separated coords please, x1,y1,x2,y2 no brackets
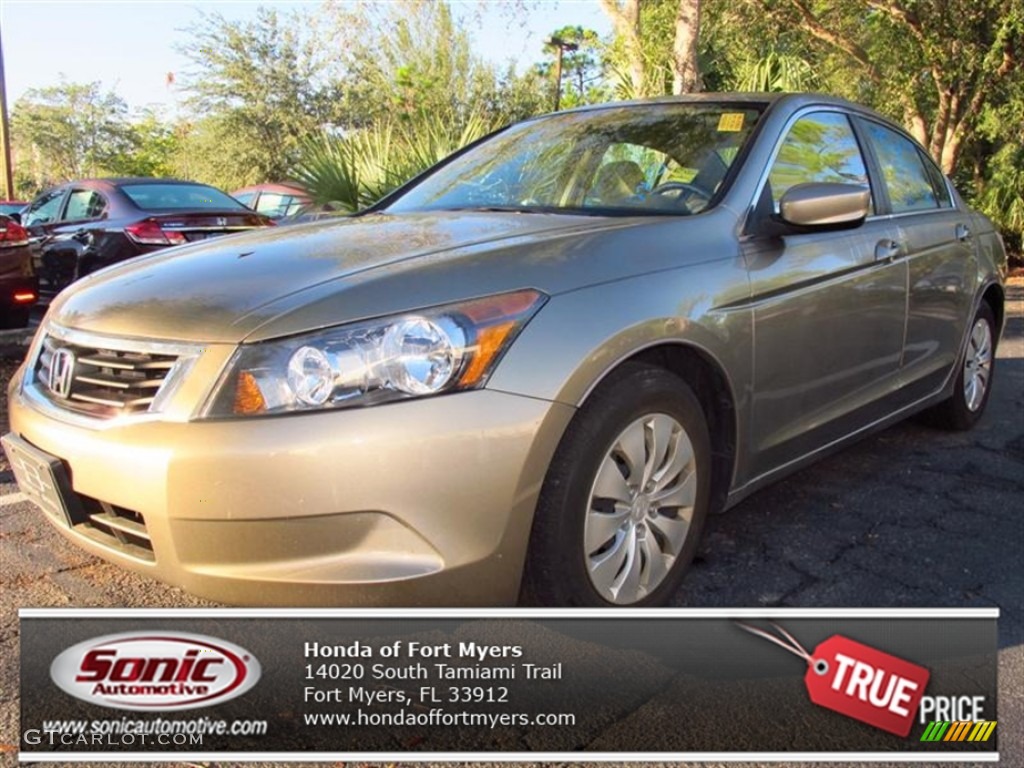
963,317,993,412
584,413,697,604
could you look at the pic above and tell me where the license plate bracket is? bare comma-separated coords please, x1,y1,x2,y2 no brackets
1,434,82,527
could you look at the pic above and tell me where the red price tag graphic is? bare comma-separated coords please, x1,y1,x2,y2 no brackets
739,623,930,737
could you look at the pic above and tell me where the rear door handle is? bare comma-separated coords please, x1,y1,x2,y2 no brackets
874,239,903,262
955,223,972,243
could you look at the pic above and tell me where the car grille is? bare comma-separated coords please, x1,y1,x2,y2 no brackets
34,334,182,419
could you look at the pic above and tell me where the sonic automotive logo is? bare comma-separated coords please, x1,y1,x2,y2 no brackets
50,632,261,711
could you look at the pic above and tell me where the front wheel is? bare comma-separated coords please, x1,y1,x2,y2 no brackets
923,302,997,431
521,363,712,606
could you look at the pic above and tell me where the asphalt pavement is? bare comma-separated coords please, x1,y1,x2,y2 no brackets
1,280,1021,768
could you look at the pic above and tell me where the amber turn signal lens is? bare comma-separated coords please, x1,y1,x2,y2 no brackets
458,321,516,387
233,371,267,415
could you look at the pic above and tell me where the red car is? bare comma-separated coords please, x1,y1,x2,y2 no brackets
231,183,311,220
0,214,38,328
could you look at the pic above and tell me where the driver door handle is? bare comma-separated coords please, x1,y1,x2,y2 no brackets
874,239,903,262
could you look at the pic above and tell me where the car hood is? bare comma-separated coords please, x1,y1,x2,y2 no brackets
48,208,735,343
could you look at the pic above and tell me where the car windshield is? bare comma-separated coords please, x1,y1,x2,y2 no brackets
121,183,246,211
386,103,764,217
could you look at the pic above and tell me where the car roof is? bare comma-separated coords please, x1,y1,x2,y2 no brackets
549,92,889,122
95,178,211,187
40,178,224,199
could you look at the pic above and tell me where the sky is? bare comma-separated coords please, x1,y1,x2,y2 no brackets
0,0,612,114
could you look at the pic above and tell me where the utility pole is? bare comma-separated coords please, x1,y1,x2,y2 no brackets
547,36,579,112
0,26,14,200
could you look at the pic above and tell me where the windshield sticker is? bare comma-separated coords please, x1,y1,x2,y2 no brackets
717,113,745,132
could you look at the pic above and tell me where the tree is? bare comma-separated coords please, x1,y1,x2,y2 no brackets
115,110,180,179
11,81,135,190
168,115,260,191
327,1,539,130
600,0,704,95
753,0,1021,174
177,7,342,184
291,113,495,213
538,26,606,108
599,0,646,96
969,51,1024,260
671,0,702,93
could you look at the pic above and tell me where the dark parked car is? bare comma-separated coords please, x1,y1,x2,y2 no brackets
20,178,275,294
0,214,38,328
231,183,311,220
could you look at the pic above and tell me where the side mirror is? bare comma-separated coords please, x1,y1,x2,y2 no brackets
9,212,20,224
779,182,870,229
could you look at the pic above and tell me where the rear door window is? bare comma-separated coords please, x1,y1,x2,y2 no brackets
63,189,108,222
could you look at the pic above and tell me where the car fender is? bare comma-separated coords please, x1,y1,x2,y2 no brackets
487,257,752,445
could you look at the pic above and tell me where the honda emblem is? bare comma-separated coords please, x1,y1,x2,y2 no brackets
47,348,76,399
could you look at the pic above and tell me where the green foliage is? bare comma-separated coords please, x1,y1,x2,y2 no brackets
114,111,181,179
291,114,496,213
329,1,541,131
176,6,342,185
538,26,608,108
969,71,1024,263
11,81,135,192
289,126,408,213
603,0,679,97
731,51,817,93
168,116,261,192
978,143,1024,252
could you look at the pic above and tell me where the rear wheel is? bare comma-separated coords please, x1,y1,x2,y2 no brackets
924,302,996,431
521,363,712,606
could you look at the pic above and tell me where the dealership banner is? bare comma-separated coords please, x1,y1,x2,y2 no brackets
19,608,998,762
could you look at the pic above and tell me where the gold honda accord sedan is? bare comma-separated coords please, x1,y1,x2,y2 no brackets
3,94,1007,606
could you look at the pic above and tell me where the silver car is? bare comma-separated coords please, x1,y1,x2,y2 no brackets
3,94,1007,606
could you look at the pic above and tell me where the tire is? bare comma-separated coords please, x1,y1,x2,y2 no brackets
923,302,997,431
521,362,712,606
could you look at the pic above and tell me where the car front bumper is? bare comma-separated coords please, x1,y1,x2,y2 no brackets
6,369,575,606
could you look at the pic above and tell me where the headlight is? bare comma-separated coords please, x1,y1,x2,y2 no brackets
201,289,546,417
